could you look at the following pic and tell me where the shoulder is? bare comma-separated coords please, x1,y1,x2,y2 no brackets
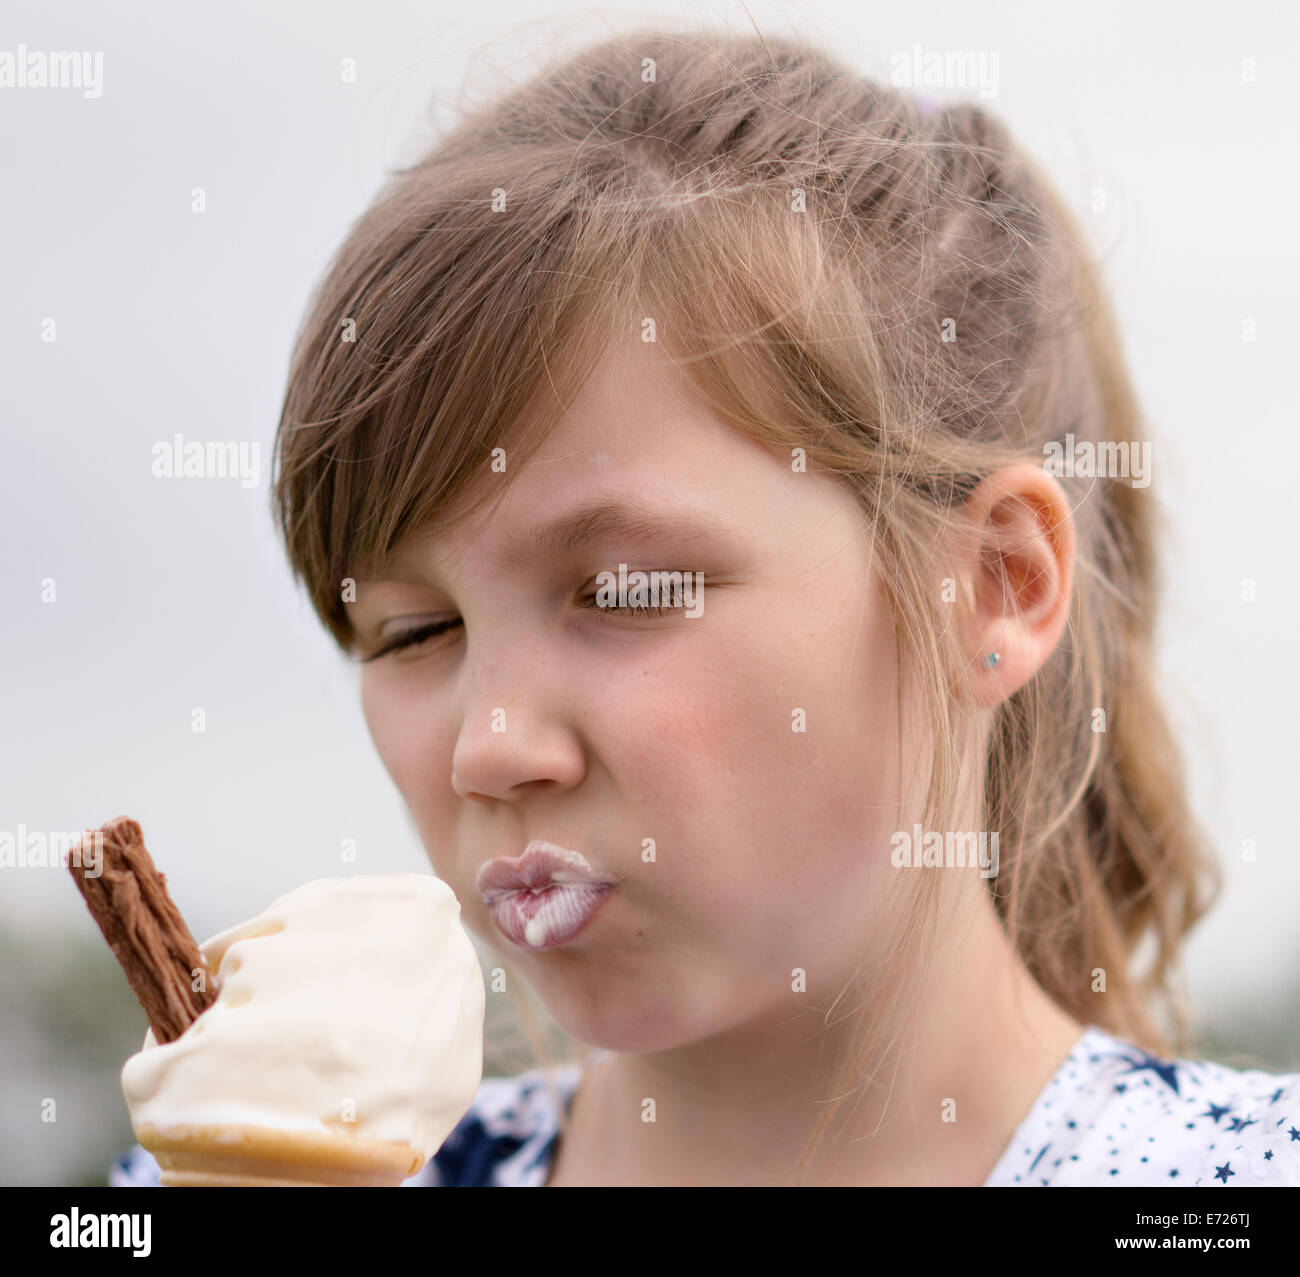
423,1061,583,1187
109,1142,164,1187
109,1060,586,1188
987,1025,1300,1187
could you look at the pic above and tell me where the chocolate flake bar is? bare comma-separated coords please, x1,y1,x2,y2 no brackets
68,816,216,1042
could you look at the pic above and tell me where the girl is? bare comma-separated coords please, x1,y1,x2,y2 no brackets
114,27,1299,1187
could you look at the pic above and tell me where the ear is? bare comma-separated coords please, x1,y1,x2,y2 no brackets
952,463,1075,708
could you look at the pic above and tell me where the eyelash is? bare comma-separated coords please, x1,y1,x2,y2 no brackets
362,587,676,662
362,618,461,663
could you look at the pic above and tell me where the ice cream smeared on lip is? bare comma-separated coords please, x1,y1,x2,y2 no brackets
477,840,620,951
120,874,485,1162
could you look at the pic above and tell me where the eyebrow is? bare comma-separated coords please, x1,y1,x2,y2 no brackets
496,496,739,570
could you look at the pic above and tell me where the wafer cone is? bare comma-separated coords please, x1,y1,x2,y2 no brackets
135,1121,425,1187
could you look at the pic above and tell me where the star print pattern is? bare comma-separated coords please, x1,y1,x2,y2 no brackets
985,1026,1300,1186
108,1027,1300,1187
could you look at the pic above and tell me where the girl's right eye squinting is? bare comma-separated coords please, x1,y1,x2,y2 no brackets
363,618,463,663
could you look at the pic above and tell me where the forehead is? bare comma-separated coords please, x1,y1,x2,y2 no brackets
523,335,743,471
400,342,770,550
369,336,868,583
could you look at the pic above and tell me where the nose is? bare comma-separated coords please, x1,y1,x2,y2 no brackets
449,649,586,803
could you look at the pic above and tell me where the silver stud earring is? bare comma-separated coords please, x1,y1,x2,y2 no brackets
983,651,1000,668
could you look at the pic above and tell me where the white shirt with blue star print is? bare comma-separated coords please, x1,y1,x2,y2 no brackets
983,1026,1300,1186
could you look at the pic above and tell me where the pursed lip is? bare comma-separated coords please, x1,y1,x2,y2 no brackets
475,840,621,904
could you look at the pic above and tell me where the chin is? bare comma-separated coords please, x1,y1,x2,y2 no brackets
527,970,732,1055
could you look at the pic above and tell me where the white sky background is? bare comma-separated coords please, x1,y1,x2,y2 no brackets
2,0,1298,1030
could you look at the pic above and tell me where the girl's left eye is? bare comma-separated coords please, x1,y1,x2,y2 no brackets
580,594,671,617
578,574,689,617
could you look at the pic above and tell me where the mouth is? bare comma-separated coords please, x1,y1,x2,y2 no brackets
476,841,620,951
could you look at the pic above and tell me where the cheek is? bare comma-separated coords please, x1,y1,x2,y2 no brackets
360,674,449,808
590,636,759,804
599,605,901,895
586,636,806,904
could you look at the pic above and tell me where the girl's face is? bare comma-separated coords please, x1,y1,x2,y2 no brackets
352,336,912,1053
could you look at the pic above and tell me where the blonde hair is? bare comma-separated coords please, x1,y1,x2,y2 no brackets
271,27,1221,1183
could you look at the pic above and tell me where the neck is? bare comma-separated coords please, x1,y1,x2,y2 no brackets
572,878,1084,1186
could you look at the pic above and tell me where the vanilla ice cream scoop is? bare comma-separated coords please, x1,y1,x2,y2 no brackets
120,874,485,1165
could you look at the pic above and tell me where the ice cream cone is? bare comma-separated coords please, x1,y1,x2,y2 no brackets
135,1121,425,1187
118,875,485,1185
